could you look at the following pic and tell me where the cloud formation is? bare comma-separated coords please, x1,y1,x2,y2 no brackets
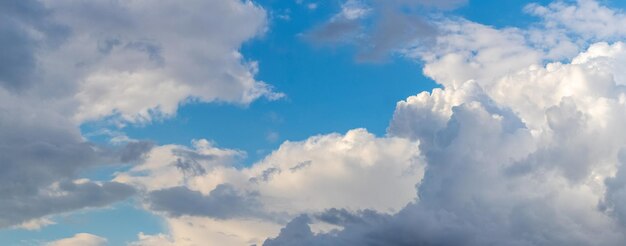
147,184,264,219
306,0,466,60
40,0,282,123
0,0,67,91
0,88,148,228
266,1,626,245
0,0,273,230
118,129,422,245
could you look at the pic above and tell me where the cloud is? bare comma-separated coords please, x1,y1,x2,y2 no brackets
118,0,626,245
0,0,67,91
147,184,264,219
13,218,56,231
266,1,626,245
1,0,281,124
526,0,626,41
0,88,150,228
120,129,422,245
305,0,368,44
305,0,467,60
601,149,626,227
46,233,107,246
34,0,283,123
119,141,155,163
0,181,135,228
0,0,276,231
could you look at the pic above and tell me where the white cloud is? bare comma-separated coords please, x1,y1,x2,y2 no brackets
339,0,371,20
38,0,282,123
119,129,422,245
248,129,422,213
133,216,283,246
46,233,107,246
412,20,543,89
13,218,55,231
526,0,626,40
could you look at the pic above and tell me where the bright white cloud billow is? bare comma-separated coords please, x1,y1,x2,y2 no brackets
117,129,423,245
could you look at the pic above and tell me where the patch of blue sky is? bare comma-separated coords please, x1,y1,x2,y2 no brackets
453,0,554,28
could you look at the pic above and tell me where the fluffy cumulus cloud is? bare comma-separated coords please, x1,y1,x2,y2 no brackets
0,0,276,231
117,129,422,245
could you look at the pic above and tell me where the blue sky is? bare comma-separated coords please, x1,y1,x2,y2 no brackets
6,0,626,245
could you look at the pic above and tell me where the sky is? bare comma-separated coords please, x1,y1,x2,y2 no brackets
5,0,626,245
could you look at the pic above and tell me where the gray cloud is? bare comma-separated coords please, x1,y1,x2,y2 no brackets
147,184,264,220
0,89,152,227
263,215,318,246
120,141,155,163
601,149,626,226
306,19,361,43
0,181,135,228
0,0,67,91
305,0,465,61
